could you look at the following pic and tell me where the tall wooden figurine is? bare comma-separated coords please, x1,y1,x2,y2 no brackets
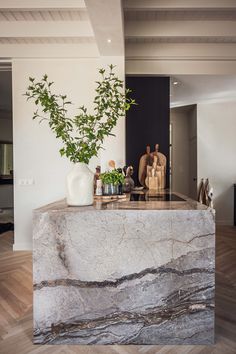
138,144,166,190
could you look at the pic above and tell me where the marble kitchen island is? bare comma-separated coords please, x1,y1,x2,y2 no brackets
33,193,215,345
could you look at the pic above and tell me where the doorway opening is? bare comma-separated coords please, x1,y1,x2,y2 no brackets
0,63,14,238
170,104,197,199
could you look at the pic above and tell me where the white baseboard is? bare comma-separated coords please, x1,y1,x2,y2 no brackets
13,242,32,251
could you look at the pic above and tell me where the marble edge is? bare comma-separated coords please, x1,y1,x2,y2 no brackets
33,192,214,214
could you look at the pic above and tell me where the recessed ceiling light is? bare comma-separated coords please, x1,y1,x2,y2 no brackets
173,81,179,85
107,39,112,43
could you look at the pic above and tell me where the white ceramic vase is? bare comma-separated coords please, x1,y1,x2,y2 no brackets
66,162,94,206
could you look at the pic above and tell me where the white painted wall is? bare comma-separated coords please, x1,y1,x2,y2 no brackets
99,56,125,171
170,108,190,196
197,100,236,225
12,57,125,250
170,105,197,198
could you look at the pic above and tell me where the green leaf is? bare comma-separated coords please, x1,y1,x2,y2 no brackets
24,66,136,164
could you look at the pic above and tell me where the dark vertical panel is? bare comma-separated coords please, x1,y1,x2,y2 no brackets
126,76,170,187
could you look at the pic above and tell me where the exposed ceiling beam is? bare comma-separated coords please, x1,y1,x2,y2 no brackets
125,21,236,38
126,43,236,60
124,0,236,11
126,59,236,75
0,22,93,38
0,44,99,58
85,0,124,56
0,0,85,10
124,0,236,74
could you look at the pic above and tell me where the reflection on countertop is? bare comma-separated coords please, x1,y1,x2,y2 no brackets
130,191,185,202
35,190,212,213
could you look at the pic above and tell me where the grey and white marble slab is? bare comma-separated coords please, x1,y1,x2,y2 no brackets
33,193,215,345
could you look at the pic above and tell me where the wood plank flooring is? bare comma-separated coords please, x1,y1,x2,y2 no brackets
0,226,236,354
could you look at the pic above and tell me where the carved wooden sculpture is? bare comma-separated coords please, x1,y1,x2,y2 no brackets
138,145,154,187
139,144,167,189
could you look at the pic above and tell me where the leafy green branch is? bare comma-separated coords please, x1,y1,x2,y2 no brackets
24,65,136,164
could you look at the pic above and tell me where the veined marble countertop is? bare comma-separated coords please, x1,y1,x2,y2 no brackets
33,191,215,345
35,191,210,213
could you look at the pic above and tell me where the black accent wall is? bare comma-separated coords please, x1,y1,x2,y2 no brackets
125,76,170,186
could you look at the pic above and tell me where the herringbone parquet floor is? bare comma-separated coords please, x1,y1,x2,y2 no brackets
0,226,236,354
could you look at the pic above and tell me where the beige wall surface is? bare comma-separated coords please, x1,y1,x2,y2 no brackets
197,100,236,225
170,105,197,199
170,108,190,196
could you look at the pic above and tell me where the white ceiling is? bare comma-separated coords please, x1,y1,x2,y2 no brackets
0,0,236,114
0,37,95,44
125,9,236,21
0,0,235,63
0,2,93,46
0,0,124,120
170,75,236,107
84,0,124,56
0,10,88,21
0,0,124,57
124,0,236,68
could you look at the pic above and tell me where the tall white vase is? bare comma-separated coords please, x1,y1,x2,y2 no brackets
66,162,94,206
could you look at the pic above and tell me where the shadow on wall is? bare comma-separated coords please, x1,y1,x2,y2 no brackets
213,184,233,225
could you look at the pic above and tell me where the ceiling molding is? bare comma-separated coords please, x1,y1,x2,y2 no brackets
125,59,236,75
124,0,236,11
0,44,99,58
125,43,236,60
126,37,236,44
0,21,94,38
0,10,88,21
0,0,86,11
0,37,95,44
124,0,236,70
125,9,236,21
125,21,236,38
